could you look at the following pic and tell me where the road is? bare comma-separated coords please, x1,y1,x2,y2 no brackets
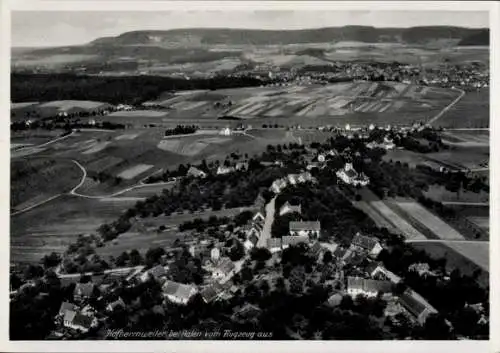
427,87,466,126
257,196,277,248
11,194,62,216
441,201,489,207
444,128,489,131
69,159,174,199
405,239,488,245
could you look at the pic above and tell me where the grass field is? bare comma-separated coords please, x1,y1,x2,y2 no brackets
117,164,154,180
396,201,465,240
11,158,81,209
424,185,489,203
434,89,489,128
11,194,138,263
442,130,489,147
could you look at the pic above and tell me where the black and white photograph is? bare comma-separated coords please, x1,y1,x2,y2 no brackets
3,1,496,350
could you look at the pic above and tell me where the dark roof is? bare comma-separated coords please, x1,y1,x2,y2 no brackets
344,169,358,178
72,313,94,329
365,261,383,275
333,247,347,259
289,221,321,232
347,277,393,293
148,265,166,279
282,235,309,246
201,286,219,303
352,233,379,251
399,289,437,318
308,242,323,256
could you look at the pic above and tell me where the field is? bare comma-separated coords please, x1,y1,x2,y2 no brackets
11,158,81,210
412,242,489,287
384,145,489,171
11,100,111,121
424,185,489,203
11,194,139,264
104,82,459,129
434,89,489,128
117,164,154,180
441,130,489,147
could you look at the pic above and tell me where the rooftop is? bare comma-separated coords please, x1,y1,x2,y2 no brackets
289,221,321,232
347,276,393,293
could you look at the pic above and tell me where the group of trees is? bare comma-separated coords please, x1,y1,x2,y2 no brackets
11,73,264,106
164,125,199,137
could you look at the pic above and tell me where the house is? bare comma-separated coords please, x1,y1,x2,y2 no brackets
267,238,282,253
212,257,236,281
210,247,221,264
162,281,198,305
336,163,370,186
282,235,309,249
252,209,266,223
217,166,235,175
220,127,232,136
63,310,97,333
244,233,259,251
187,166,207,178
408,263,436,277
73,283,95,302
307,241,324,260
200,282,228,303
346,277,393,297
279,201,302,216
140,265,167,282
350,233,383,257
246,222,263,239
319,242,339,254
289,221,321,238
398,289,438,325
106,297,125,312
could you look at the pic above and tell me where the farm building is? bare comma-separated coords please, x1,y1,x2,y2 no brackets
346,277,393,297
162,281,198,305
336,163,370,186
398,289,438,325
62,309,98,333
106,297,125,312
279,201,302,216
289,221,321,238
365,262,402,283
140,265,167,282
350,233,383,258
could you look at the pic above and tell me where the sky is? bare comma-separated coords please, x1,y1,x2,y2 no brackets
11,10,489,47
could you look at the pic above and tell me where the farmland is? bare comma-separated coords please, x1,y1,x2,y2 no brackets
101,81,460,128
433,88,489,128
412,242,489,288
11,158,81,210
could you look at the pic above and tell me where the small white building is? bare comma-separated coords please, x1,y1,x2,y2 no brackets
346,277,393,298
220,127,232,136
279,201,302,216
289,221,321,238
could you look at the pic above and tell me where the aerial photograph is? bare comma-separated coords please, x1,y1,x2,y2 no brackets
9,9,490,341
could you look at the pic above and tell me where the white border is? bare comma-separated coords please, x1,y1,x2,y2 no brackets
1,1,498,352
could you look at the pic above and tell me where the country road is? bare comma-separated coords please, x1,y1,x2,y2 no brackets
427,87,466,126
441,201,489,207
69,159,174,199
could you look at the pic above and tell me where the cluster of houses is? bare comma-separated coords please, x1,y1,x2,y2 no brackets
270,171,315,194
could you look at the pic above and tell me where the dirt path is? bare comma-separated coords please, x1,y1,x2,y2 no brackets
427,87,466,126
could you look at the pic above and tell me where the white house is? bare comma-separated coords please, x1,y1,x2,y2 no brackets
62,310,98,333
217,166,235,175
187,166,207,178
336,163,370,186
244,234,259,251
220,127,232,136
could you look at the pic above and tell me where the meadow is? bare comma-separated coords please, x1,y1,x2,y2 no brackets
434,89,489,128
